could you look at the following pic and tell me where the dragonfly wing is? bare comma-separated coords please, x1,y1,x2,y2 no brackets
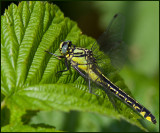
97,13,128,70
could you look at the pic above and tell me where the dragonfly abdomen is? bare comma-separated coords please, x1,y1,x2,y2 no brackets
100,74,157,124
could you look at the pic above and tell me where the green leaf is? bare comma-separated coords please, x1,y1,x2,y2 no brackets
2,122,58,132
1,1,148,132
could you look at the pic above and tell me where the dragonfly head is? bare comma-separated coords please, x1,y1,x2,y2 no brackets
59,41,72,56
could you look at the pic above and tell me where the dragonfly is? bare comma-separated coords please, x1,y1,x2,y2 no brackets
45,14,156,124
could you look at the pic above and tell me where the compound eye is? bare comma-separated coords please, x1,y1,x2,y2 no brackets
61,42,68,54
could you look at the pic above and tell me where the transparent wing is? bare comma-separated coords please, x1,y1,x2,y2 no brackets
97,13,128,70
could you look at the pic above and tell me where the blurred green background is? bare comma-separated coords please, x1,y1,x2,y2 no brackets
2,1,159,132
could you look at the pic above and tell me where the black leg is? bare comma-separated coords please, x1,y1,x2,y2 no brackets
56,58,71,74
45,50,64,59
45,50,70,75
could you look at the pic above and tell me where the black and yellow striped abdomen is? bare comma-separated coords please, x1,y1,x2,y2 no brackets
100,73,157,124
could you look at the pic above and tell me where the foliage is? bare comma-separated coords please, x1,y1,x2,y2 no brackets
1,1,158,132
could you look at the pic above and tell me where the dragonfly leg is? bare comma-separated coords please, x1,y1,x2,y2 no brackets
88,78,99,97
88,78,92,93
45,50,64,59
72,65,88,79
56,58,72,75
45,50,72,74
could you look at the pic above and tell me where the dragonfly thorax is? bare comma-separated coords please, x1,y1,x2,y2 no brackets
59,41,72,56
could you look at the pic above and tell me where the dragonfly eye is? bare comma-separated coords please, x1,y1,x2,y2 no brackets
60,41,72,55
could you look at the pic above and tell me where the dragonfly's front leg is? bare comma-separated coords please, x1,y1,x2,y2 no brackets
45,50,70,74
45,50,64,59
